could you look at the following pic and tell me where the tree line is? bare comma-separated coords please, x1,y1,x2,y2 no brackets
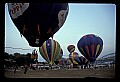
4,52,38,68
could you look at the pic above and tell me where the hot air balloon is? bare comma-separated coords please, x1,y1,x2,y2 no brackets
39,39,61,65
74,56,89,68
65,58,72,65
69,52,79,67
59,57,67,65
77,34,103,64
8,3,69,47
54,48,63,65
67,45,75,53
78,56,89,65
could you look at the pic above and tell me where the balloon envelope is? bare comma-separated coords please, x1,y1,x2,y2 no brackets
69,52,79,65
67,45,75,53
59,57,67,65
39,39,61,65
8,3,69,47
66,58,72,65
55,48,63,61
75,56,89,65
77,34,103,63
54,48,63,65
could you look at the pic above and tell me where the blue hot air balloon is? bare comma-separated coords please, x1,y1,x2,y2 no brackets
77,34,103,63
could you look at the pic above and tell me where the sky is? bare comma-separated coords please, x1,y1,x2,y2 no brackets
5,3,116,62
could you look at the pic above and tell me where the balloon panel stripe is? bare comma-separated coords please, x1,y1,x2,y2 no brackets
52,40,56,61
53,40,56,59
54,41,59,60
43,42,50,62
85,46,90,58
41,45,49,62
95,44,100,58
96,46,103,58
79,47,87,58
47,39,51,62
54,42,61,60
91,44,94,57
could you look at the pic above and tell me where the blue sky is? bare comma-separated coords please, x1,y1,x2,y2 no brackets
5,3,116,62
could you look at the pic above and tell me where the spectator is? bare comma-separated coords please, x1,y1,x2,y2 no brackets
24,64,28,74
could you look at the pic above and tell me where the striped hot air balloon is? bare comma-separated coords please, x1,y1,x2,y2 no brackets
75,56,89,65
39,39,61,65
67,45,75,53
69,52,79,65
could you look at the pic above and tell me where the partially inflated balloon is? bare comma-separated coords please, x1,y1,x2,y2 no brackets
39,39,61,65
66,58,72,65
8,3,69,47
75,56,89,65
59,57,67,65
77,34,103,63
67,45,75,53
69,52,79,65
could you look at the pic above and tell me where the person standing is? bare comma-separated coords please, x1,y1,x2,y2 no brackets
14,65,17,74
14,64,18,74
24,64,28,74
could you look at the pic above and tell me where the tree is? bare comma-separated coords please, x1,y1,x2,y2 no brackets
4,52,9,59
